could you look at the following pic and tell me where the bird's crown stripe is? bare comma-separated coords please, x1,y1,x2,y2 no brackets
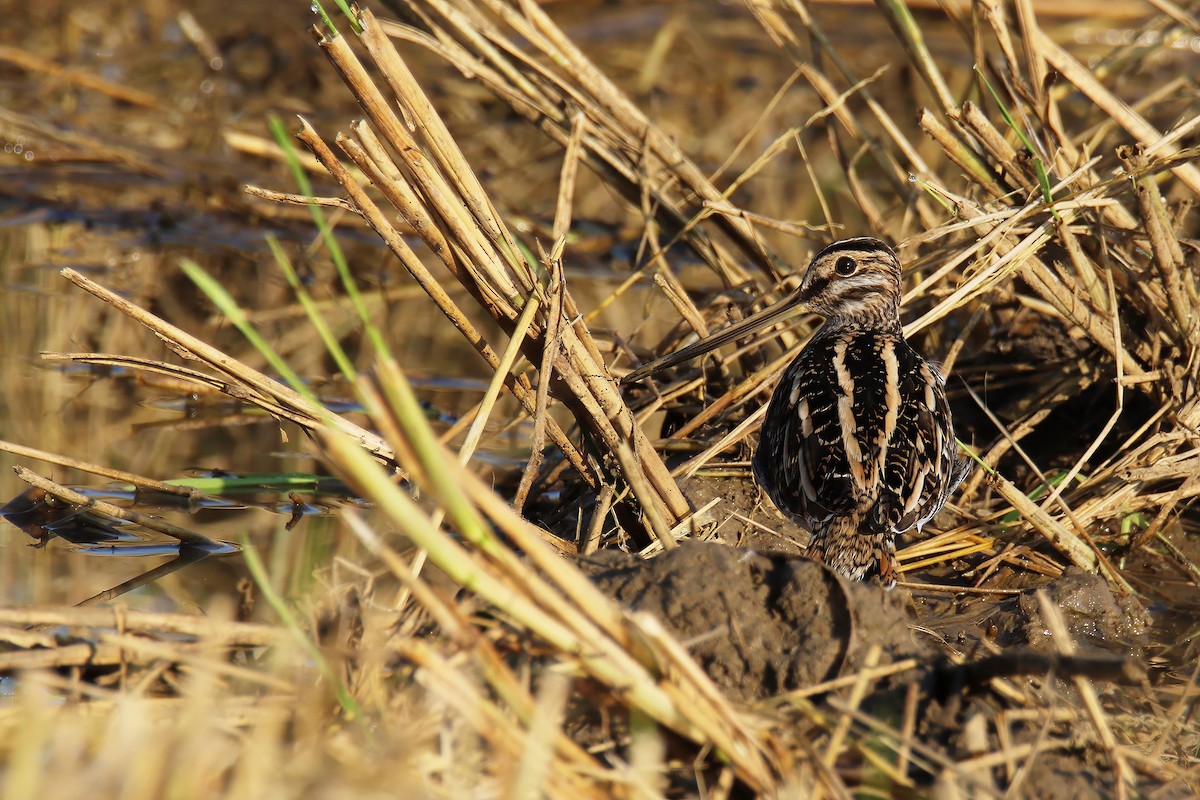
813,238,895,259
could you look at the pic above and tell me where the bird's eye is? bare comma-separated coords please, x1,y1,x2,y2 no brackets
834,256,857,276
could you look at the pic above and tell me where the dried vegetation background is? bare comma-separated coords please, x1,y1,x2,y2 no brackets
1,0,1200,797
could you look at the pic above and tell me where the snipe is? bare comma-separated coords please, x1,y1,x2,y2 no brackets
623,237,969,588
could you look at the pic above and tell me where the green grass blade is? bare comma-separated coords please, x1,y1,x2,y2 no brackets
240,533,362,719
179,258,312,400
267,114,392,361
266,234,358,381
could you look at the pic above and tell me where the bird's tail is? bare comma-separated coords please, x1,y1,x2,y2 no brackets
807,515,898,590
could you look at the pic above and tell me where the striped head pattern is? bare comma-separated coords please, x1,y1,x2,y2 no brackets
796,237,903,324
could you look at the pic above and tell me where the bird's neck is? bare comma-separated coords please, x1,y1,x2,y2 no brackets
817,309,904,338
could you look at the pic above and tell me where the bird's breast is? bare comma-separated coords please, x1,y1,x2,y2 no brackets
753,326,925,524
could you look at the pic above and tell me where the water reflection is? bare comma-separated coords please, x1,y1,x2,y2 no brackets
73,544,232,606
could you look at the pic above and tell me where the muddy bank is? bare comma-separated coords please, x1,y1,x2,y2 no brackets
582,541,920,699
581,540,1170,793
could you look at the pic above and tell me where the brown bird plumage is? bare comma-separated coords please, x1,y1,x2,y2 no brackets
623,237,969,588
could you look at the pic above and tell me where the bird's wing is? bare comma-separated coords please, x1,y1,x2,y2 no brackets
876,356,956,534
754,338,858,525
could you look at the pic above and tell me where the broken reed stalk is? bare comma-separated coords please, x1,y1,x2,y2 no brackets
308,11,692,545
0,437,197,499
0,606,280,644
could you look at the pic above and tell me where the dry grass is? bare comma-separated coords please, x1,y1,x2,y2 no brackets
2,0,1199,797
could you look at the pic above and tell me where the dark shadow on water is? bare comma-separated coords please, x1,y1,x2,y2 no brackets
1,484,241,605
73,543,236,607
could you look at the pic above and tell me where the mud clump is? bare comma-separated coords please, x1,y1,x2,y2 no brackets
1019,566,1151,653
580,541,921,701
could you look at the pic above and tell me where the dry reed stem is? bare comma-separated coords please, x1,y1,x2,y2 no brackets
458,292,540,460
821,644,881,774
0,438,196,499
1035,590,1132,795
57,268,397,464
0,643,155,673
0,606,278,643
13,467,219,548
0,44,158,107
986,472,1096,571
898,536,996,573
40,351,350,438
225,129,345,178
98,632,295,692
330,123,596,487
514,253,566,511
582,482,616,554
0,692,294,726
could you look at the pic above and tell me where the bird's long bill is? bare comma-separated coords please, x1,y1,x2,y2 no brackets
620,286,810,385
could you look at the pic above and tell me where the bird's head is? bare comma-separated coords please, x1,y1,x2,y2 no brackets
795,237,903,323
